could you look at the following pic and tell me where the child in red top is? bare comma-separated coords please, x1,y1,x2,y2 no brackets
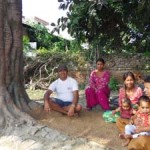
120,95,150,147
112,98,133,119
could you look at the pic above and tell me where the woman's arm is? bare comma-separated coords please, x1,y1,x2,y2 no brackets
89,71,96,89
100,71,110,88
118,88,125,106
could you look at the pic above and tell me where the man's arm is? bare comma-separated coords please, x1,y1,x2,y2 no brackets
44,89,53,112
71,90,79,106
67,90,79,116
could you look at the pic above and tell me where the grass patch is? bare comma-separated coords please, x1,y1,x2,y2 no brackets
26,89,45,101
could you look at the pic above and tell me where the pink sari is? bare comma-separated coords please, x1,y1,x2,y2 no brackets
85,70,110,110
118,86,143,106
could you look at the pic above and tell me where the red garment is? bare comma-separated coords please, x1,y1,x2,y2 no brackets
134,111,150,127
120,107,133,119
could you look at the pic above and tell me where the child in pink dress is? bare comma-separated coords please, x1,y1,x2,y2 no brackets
116,72,143,133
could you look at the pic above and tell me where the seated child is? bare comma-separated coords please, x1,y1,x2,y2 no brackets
103,98,135,123
112,98,133,119
119,95,150,147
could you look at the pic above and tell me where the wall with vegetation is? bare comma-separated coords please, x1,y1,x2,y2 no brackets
71,53,150,88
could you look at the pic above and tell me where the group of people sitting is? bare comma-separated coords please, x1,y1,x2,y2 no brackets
44,58,150,150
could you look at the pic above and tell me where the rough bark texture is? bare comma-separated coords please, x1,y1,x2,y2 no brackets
0,0,41,131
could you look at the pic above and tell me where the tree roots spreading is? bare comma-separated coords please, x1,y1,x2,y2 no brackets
0,87,43,132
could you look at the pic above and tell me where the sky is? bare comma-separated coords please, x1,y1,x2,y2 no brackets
22,0,71,39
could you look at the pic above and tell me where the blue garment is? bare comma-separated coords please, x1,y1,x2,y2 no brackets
54,98,72,107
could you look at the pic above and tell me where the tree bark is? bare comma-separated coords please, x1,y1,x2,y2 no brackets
0,0,39,130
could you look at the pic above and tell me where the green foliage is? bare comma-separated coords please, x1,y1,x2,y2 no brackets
23,36,30,52
28,23,56,49
109,77,119,91
143,50,150,57
56,0,150,54
70,40,83,52
36,47,87,69
24,22,84,53
24,48,88,86
25,22,70,51
36,48,51,58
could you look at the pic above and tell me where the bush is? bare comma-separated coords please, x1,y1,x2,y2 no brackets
36,48,51,58
109,77,119,91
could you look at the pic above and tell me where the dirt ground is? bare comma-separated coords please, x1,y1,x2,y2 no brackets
28,89,127,150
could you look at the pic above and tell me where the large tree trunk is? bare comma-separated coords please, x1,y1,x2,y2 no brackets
0,0,40,130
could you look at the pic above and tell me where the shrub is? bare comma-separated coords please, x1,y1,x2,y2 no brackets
109,77,119,91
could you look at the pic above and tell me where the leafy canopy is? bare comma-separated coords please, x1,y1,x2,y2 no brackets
54,0,150,53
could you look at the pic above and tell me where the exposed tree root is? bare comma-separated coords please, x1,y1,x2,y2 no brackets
0,86,43,132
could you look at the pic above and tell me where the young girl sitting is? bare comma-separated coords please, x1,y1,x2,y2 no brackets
120,95,150,147
112,98,133,119
103,98,136,123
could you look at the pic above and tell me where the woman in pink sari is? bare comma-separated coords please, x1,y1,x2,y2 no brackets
116,71,143,133
119,71,143,106
85,58,110,111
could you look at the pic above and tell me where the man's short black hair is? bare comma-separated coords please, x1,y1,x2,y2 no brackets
57,64,68,72
144,76,150,83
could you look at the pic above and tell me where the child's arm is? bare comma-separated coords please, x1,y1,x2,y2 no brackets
112,107,120,115
129,114,136,124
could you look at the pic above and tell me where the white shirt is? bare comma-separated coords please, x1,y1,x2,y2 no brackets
48,76,78,102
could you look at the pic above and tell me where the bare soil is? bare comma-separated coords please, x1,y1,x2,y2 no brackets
27,89,127,150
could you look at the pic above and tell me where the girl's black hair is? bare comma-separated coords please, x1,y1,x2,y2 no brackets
123,71,135,99
123,71,135,81
96,58,105,64
122,98,132,107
